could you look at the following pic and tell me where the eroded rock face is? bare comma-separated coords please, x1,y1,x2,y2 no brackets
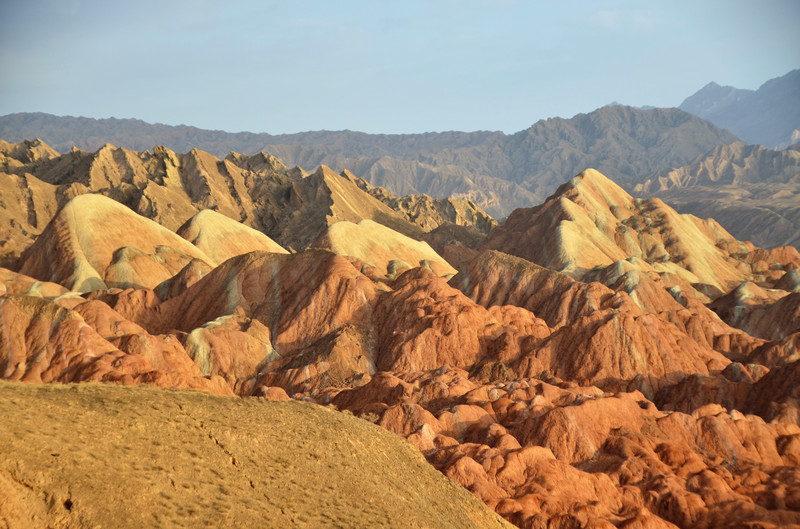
341,168,497,235
0,137,60,163
0,267,69,298
452,251,732,389
2,157,799,529
161,250,377,349
482,168,797,295
373,267,549,374
0,171,58,268
0,140,486,268
0,294,119,383
520,309,729,387
0,294,229,394
453,250,629,329
247,164,425,252
135,250,379,394
323,367,800,529
710,282,800,341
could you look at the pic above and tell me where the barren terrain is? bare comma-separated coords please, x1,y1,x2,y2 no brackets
0,381,511,529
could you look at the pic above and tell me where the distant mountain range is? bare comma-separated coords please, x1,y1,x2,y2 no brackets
1,69,798,250
635,142,800,250
679,69,799,149
0,107,738,218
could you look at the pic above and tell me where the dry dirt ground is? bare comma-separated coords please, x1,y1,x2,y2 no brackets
0,381,512,529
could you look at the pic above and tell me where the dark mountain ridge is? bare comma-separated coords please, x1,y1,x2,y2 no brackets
0,112,503,159
679,81,754,119
679,69,800,149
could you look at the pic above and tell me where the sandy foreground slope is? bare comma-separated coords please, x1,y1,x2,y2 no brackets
0,381,512,529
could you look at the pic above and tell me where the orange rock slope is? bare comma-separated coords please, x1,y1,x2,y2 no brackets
1,160,799,529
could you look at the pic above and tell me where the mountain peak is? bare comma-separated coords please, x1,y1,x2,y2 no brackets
17,193,212,292
569,168,627,192
482,169,784,292
680,70,797,147
559,168,636,219
701,81,722,90
0,137,60,163
679,82,753,120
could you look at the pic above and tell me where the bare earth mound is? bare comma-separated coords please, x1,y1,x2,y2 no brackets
0,381,511,529
320,219,457,277
17,194,212,292
177,208,289,266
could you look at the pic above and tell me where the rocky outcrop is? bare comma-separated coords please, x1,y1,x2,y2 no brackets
324,367,800,529
0,293,228,393
710,282,800,341
0,139,491,270
151,250,378,394
372,267,549,374
0,137,60,163
453,250,746,378
252,164,424,251
341,169,497,234
0,170,58,267
0,267,69,298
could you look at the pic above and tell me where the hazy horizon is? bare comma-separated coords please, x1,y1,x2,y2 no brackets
1,0,798,135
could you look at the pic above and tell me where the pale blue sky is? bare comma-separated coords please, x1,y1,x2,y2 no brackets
1,0,798,134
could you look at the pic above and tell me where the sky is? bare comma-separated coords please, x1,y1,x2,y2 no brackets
1,0,798,135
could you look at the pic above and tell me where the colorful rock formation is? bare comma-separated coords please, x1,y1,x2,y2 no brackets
1,149,799,529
